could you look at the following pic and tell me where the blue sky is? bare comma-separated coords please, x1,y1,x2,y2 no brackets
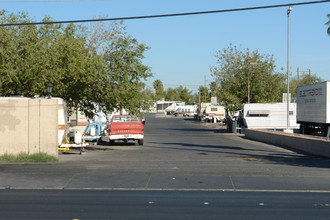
1,0,329,92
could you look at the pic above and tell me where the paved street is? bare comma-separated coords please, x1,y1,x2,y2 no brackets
1,190,330,220
1,113,330,219
0,113,330,191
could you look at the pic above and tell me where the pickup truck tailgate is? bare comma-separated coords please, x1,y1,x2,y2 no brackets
110,122,144,135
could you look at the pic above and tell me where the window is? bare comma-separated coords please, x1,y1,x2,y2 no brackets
113,116,139,122
247,110,270,117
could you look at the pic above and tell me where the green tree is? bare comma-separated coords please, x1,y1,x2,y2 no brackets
164,86,195,104
289,73,322,98
101,33,152,115
211,44,286,113
198,86,210,103
83,20,152,116
165,87,180,101
153,79,164,100
0,11,152,117
0,11,106,117
62,28,106,117
176,86,195,105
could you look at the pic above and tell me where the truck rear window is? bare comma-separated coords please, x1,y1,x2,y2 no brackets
112,116,139,123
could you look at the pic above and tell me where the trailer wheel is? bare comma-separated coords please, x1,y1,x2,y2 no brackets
138,139,144,146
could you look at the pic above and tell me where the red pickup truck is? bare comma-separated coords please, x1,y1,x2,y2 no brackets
108,115,144,145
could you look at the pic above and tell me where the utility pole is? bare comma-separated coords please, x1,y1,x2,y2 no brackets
247,52,251,104
285,6,292,133
297,68,312,81
297,67,300,82
203,75,209,103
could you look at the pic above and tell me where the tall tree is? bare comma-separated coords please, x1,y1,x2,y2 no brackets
0,13,91,100
211,44,286,113
153,79,164,100
0,11,152,117
198,86,210,103
164,87,180,101
176,86,194,105
101,33,152,115
164,86,195,104
84,20,152,115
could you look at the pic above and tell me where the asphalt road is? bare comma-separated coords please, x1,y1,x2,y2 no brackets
1,190,330,220
1,113,330,190
1,113,330,219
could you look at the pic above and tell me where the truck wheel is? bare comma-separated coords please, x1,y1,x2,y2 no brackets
109,140,115,145
138,139,144,146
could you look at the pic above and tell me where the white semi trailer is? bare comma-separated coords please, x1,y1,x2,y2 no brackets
296,81,330,137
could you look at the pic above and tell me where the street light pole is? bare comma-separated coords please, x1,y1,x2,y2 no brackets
286,6,292,132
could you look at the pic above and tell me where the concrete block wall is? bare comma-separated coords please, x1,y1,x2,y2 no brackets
244,129,330,158
0,98,58,158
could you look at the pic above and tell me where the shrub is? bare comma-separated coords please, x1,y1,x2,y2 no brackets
0,153,58,162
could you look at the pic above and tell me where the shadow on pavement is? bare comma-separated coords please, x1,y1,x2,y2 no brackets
149,141,330,169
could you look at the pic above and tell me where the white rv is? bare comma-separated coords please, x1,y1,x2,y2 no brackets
241,103,299,129
204,105,226,122
174,105,197,117
55,98,69,146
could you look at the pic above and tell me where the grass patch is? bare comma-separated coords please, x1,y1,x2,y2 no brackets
0,152,58,162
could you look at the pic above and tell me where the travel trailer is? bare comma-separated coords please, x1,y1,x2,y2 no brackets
204,105,226,122
174,105,197,117
241,102,299,130
55,98,68,146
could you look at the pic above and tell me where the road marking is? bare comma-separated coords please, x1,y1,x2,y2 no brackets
229,176,236,190
145,175,152,189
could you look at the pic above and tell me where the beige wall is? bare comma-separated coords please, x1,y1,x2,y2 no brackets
244,129,330,158
0,98,58,158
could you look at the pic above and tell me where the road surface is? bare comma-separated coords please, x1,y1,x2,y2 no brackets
0,113,330,219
